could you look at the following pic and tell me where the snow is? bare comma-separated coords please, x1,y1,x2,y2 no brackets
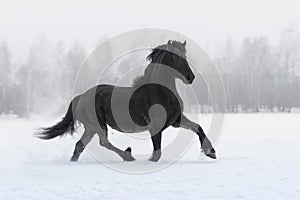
0,114,299,199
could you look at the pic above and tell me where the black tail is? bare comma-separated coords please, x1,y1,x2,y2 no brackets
37,100,77,140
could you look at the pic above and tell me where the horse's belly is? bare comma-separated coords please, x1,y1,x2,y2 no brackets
104,87,149,133
108,122,148,133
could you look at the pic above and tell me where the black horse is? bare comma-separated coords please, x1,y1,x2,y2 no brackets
37,40,216,162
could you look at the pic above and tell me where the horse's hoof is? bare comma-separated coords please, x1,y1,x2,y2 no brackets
123,150,136,162
202,148,217,159
70,156,79,162
149,157,160,162
206,152,217,159
149,151,161,162
124,155,136,162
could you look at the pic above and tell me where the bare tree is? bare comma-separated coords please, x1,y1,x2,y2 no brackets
0,42,11,114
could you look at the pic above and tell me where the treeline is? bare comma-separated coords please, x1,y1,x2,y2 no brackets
1,25,300,116
214,25,300,112
0,36,86,116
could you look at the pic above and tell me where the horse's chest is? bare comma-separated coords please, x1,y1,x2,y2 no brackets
129,85,183,126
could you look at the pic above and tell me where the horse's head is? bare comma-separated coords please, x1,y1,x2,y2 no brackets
147,40,195,84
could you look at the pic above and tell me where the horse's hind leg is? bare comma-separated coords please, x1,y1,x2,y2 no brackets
70,127,95,162
97,124,135,161
175,114,216,159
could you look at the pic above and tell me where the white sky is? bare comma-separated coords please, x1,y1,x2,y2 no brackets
1,0,300,59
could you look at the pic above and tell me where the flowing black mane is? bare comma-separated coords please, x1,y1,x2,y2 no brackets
132,41,186,88
146,44,168,62
132,44,167,88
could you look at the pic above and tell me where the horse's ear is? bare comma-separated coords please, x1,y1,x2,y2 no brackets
183,40,186,47
168,40,172,45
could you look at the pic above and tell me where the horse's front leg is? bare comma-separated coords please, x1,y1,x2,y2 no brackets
149,131,162,162
147,104,167,162
177,114,216,159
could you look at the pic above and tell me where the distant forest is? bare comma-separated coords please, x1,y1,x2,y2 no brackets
1,25,300,116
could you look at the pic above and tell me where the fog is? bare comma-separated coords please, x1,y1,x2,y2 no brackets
1,0,300,116
1,0,300,59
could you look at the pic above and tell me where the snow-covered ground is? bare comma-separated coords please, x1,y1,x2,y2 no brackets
0,114,299,199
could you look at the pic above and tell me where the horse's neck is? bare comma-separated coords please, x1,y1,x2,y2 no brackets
147,63,176,90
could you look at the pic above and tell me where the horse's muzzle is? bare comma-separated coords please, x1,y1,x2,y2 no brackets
186,74,195,84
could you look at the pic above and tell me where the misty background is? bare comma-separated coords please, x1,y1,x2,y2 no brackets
1,0,300,116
